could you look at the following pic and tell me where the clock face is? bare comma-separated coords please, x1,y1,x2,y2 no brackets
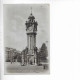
28,24,34,31
29,26,33,31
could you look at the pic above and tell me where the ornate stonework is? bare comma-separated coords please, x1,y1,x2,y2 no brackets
24,13,38,65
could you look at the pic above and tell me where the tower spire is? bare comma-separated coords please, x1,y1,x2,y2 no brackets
31,7,32,15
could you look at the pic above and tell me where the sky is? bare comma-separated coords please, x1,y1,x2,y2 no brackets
4,4,50,51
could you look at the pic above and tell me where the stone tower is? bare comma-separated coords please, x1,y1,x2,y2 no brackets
25,12,38,65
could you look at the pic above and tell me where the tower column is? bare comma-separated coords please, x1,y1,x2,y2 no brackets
27,34,29,48
34,56,37,65
25,12,38,65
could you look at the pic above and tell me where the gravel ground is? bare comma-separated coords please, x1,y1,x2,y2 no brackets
5,62,49,74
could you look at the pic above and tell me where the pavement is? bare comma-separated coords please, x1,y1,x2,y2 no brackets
5,62,49,74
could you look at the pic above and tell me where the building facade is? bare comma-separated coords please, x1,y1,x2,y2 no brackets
5,47,21,62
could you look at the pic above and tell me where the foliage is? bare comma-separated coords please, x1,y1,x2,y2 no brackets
39,43,48,61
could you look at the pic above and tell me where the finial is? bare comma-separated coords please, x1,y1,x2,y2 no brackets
31,7,32,15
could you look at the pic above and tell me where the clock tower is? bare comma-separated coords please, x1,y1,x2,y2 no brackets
25,12,38,65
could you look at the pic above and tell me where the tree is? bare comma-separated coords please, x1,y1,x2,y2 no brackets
39,43,48,62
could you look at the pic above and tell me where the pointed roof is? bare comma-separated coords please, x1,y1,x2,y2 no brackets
28,13,35,19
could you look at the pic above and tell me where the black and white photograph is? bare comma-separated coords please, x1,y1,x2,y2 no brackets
4,4,50,74
1,0,80,80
